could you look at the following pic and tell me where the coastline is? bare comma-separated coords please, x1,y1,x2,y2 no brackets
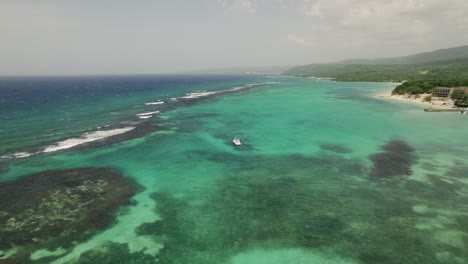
375,90,458,109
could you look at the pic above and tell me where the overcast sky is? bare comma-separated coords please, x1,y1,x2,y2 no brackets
1,0,468,75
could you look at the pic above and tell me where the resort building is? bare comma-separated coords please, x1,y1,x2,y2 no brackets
432,87,453,98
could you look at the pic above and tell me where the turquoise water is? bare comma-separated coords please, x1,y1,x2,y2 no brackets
1,76,468,263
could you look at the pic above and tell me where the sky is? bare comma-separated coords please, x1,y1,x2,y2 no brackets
1,0,468,75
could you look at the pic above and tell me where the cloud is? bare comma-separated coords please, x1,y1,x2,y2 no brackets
303,0,324,17
300,0,468,41
287,34,310,46
1,0,468,75
216,0,259,13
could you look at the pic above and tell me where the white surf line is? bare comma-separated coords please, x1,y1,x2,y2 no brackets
136,111,160,116
145,101,164,105
180,91,218,99
0,152,35,159
1,127,136,160
42,127,135,153
48,190,163,264
179,82,278,100
136,111,160,119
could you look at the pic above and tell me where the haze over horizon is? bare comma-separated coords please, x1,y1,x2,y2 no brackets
2,0,468,76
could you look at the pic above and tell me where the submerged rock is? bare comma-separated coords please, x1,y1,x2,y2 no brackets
75,242,156,264
319,143,353,154
369,140,416,179
0,168,136,252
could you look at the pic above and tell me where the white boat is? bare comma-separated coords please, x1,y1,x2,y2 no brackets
233,137,241,146
463,107,468,114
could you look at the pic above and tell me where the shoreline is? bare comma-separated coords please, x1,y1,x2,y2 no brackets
375,90,459,110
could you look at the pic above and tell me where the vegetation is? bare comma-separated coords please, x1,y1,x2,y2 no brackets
451,88,468,107
392,80,468,95
284,45,468,79
283,58,468,82
283,45,468,98
335,45,468,65
451,88,466,100
455,99,468,107
423,95,432,102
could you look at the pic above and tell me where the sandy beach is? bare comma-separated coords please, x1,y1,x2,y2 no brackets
375,90,458,109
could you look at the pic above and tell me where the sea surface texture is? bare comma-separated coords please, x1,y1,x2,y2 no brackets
1,75,467,264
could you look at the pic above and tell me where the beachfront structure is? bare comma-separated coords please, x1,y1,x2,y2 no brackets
432,87,453,98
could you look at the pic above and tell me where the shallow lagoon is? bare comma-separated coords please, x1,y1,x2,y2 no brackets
1,76,468,263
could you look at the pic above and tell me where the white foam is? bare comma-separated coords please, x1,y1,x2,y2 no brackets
180,91,218,99
1,151,36,159
145,101,164,105
43,127,135,153
136,111,160,117
12,152,34,158
179,82,278,100
138,115,152,119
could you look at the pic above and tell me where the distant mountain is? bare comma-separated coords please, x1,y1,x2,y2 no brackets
333,45,468,65
283,45,468,82
189,65,291,75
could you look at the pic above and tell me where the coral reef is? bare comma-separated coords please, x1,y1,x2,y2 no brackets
131,150,448,264
319,143,353,154
369,140,416,179
0,168,136,261
65,147,467,264
18,144,464,264
74,243,155,264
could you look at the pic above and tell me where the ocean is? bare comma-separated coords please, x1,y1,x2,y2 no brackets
1,75,467,264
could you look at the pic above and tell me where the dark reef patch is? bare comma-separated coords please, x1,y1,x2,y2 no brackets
75,243,155,264
136,163,439,264
445,161,468,178
0,162,9,174
325,88,389,105
135,192,206,264
319,143,353,154
369,140,416,179
0,167,137,257
0,259,23,264
183,150,367,178
420,161,438,171
125,149,466,263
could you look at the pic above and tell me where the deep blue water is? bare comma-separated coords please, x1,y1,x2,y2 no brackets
0,74,264,155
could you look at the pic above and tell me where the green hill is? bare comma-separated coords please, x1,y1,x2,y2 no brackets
333,45,468,65
283,45,468,81
283,58,468,82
